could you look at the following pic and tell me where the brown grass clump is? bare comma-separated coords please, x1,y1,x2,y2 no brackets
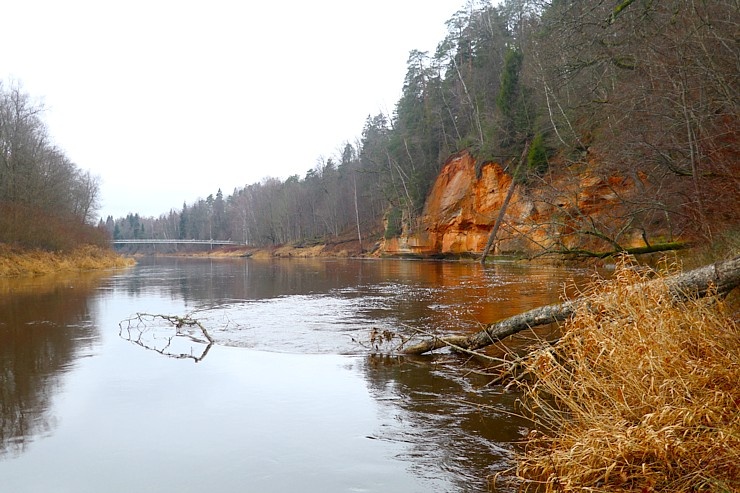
515,257,740,492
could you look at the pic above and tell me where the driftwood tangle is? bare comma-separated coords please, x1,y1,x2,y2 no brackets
403,255,740,355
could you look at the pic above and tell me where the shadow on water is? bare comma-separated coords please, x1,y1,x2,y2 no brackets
0,273,104,457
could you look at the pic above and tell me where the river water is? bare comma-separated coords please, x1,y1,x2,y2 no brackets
0,257,594,492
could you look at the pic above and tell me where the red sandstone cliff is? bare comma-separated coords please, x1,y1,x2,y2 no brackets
381,151,654,257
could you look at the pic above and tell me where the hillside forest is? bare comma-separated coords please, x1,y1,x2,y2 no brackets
3,1,737,256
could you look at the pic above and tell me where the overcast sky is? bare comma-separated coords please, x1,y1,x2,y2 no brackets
0,0,466,220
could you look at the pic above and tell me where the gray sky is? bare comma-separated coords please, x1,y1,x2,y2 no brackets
1,0,465,219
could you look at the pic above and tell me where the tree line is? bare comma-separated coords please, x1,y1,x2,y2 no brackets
0,81,106,251
109,0,738,252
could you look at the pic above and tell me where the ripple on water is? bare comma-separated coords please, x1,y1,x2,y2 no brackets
192,293,400,354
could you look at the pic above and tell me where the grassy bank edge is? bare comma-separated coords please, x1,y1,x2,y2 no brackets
0,244,135,277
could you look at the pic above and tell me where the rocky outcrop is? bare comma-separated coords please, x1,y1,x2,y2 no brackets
381,151,654,257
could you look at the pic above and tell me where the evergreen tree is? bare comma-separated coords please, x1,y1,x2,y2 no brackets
496,47,527,144
527,132,548,175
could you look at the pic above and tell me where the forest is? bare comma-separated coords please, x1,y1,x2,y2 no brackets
106,0,735,254
0,81,106,251
3,0,736,255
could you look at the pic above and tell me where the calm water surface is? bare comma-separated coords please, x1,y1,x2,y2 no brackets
0,257,594,492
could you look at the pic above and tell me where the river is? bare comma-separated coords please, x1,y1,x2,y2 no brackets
0,257,594,492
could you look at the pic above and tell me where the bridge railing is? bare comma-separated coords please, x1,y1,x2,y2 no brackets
112,239,242,245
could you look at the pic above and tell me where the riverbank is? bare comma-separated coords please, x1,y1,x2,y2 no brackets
173,236,371,259
160,229,737,265
168,241,690,269
0,244,135,277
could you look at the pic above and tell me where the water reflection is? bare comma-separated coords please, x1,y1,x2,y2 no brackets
123,258,591,355
113,257,388,305
118,313,214,362
362,354,531,492
0,258,597,492
0,274,103,457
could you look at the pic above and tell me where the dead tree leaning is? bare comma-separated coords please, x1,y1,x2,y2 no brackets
480,141,530,264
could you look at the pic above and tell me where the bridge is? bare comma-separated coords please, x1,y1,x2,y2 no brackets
112,239,242,247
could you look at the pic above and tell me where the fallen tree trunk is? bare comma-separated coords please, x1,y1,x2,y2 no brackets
403,255,740,355
544,241,690,259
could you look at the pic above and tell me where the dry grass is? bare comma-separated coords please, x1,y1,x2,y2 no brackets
515,257,740,492
0,244,135,277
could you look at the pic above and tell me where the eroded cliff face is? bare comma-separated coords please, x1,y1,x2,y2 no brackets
381,151,650,257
